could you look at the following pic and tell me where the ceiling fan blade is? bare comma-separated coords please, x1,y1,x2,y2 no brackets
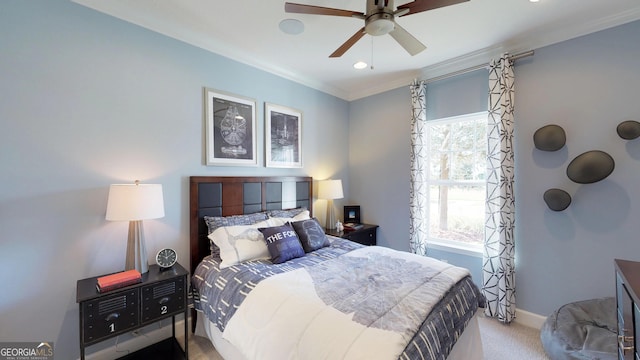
388,23,426,56
396,0,469,16
329,27,366,58
285,2,364,17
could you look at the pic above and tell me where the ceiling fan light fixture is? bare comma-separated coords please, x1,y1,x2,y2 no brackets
365,15,395,36
279,18,305,35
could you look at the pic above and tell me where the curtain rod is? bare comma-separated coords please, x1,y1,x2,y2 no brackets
424,50,535,84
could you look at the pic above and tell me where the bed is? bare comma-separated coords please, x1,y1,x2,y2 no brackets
189,176,485,360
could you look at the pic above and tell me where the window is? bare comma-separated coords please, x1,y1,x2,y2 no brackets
426,112,487,255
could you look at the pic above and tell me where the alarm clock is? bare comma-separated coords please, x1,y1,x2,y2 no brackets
156,248,177,271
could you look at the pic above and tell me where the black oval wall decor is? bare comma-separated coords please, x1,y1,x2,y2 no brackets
566,150,615,184
533,124,566,151
543,188,572,211
616,120,640,140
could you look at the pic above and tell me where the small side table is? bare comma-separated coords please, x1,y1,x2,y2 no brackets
325,224,378,246
77,263,188,360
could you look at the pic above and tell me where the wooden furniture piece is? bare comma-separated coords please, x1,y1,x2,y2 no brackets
615,259,640,360
189,175,313,332
77,263,188,360
325,224,378,246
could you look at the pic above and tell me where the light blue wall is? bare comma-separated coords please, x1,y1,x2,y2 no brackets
515,20,640,316
0,1,349,358
349,20,640,317
425,70,489,120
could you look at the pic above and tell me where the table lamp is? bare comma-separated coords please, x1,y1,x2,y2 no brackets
318,179,343,230
106,180,165,274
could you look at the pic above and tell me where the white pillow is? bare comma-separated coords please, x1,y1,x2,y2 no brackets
208,220,272,268
269,210,311,226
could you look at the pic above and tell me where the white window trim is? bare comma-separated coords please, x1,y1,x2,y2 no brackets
426,240,483,258
425,111,488,257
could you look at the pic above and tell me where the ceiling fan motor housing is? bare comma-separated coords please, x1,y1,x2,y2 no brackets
365,12,395,36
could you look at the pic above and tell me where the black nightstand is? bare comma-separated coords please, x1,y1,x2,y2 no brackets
76,263,189,360
325,224,378,246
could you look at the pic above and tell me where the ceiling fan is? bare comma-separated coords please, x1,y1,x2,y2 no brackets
284,0,469,58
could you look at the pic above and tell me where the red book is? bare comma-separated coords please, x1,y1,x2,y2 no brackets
96,277,142,293
97,269,141,289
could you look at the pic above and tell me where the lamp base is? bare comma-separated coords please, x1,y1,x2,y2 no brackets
126,220,149,274
326,199,337,230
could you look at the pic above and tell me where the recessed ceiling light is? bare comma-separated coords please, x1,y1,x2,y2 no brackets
279,19,304,35
529,0,540,2
353,61,368,70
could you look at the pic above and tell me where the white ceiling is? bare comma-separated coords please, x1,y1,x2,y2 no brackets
73,0,640,101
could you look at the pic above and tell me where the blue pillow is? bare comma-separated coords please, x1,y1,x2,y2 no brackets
291,218,330,252
259,224,305,264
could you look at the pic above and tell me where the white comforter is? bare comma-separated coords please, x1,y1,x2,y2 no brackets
222,245,470,360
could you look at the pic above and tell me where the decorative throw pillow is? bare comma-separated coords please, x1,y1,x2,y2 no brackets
204,212,268,234
268,209,311,226
267,207,308,219
258,224,305,264
208,220,271,269
290,218,330,252
204,212,269,254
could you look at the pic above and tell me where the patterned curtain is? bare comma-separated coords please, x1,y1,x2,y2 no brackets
409,80,429,256
482,54,516,323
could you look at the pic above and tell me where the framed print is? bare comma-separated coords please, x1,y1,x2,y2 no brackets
265,103,302,168
204,88,257,166
344,205,361,224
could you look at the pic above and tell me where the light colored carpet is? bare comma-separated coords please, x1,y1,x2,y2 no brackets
183,314,549,359
478,314,550,360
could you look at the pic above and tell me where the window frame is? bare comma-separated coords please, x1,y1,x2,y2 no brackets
424,111,488,257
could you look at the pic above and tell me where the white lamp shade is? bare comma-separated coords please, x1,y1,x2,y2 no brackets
106,183,165,221
318,179,344,200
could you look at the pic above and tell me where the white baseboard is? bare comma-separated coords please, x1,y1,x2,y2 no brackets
515,308,547,330
80,319,186,360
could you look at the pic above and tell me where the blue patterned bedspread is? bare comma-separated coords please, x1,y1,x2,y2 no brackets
192,238,484,359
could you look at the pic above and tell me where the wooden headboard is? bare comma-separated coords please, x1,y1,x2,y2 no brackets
189,176,313,275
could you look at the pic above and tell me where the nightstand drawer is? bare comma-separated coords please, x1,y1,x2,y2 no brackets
343,228,376,246
82,289,139,344
141,276,186,324
325,224,378,246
